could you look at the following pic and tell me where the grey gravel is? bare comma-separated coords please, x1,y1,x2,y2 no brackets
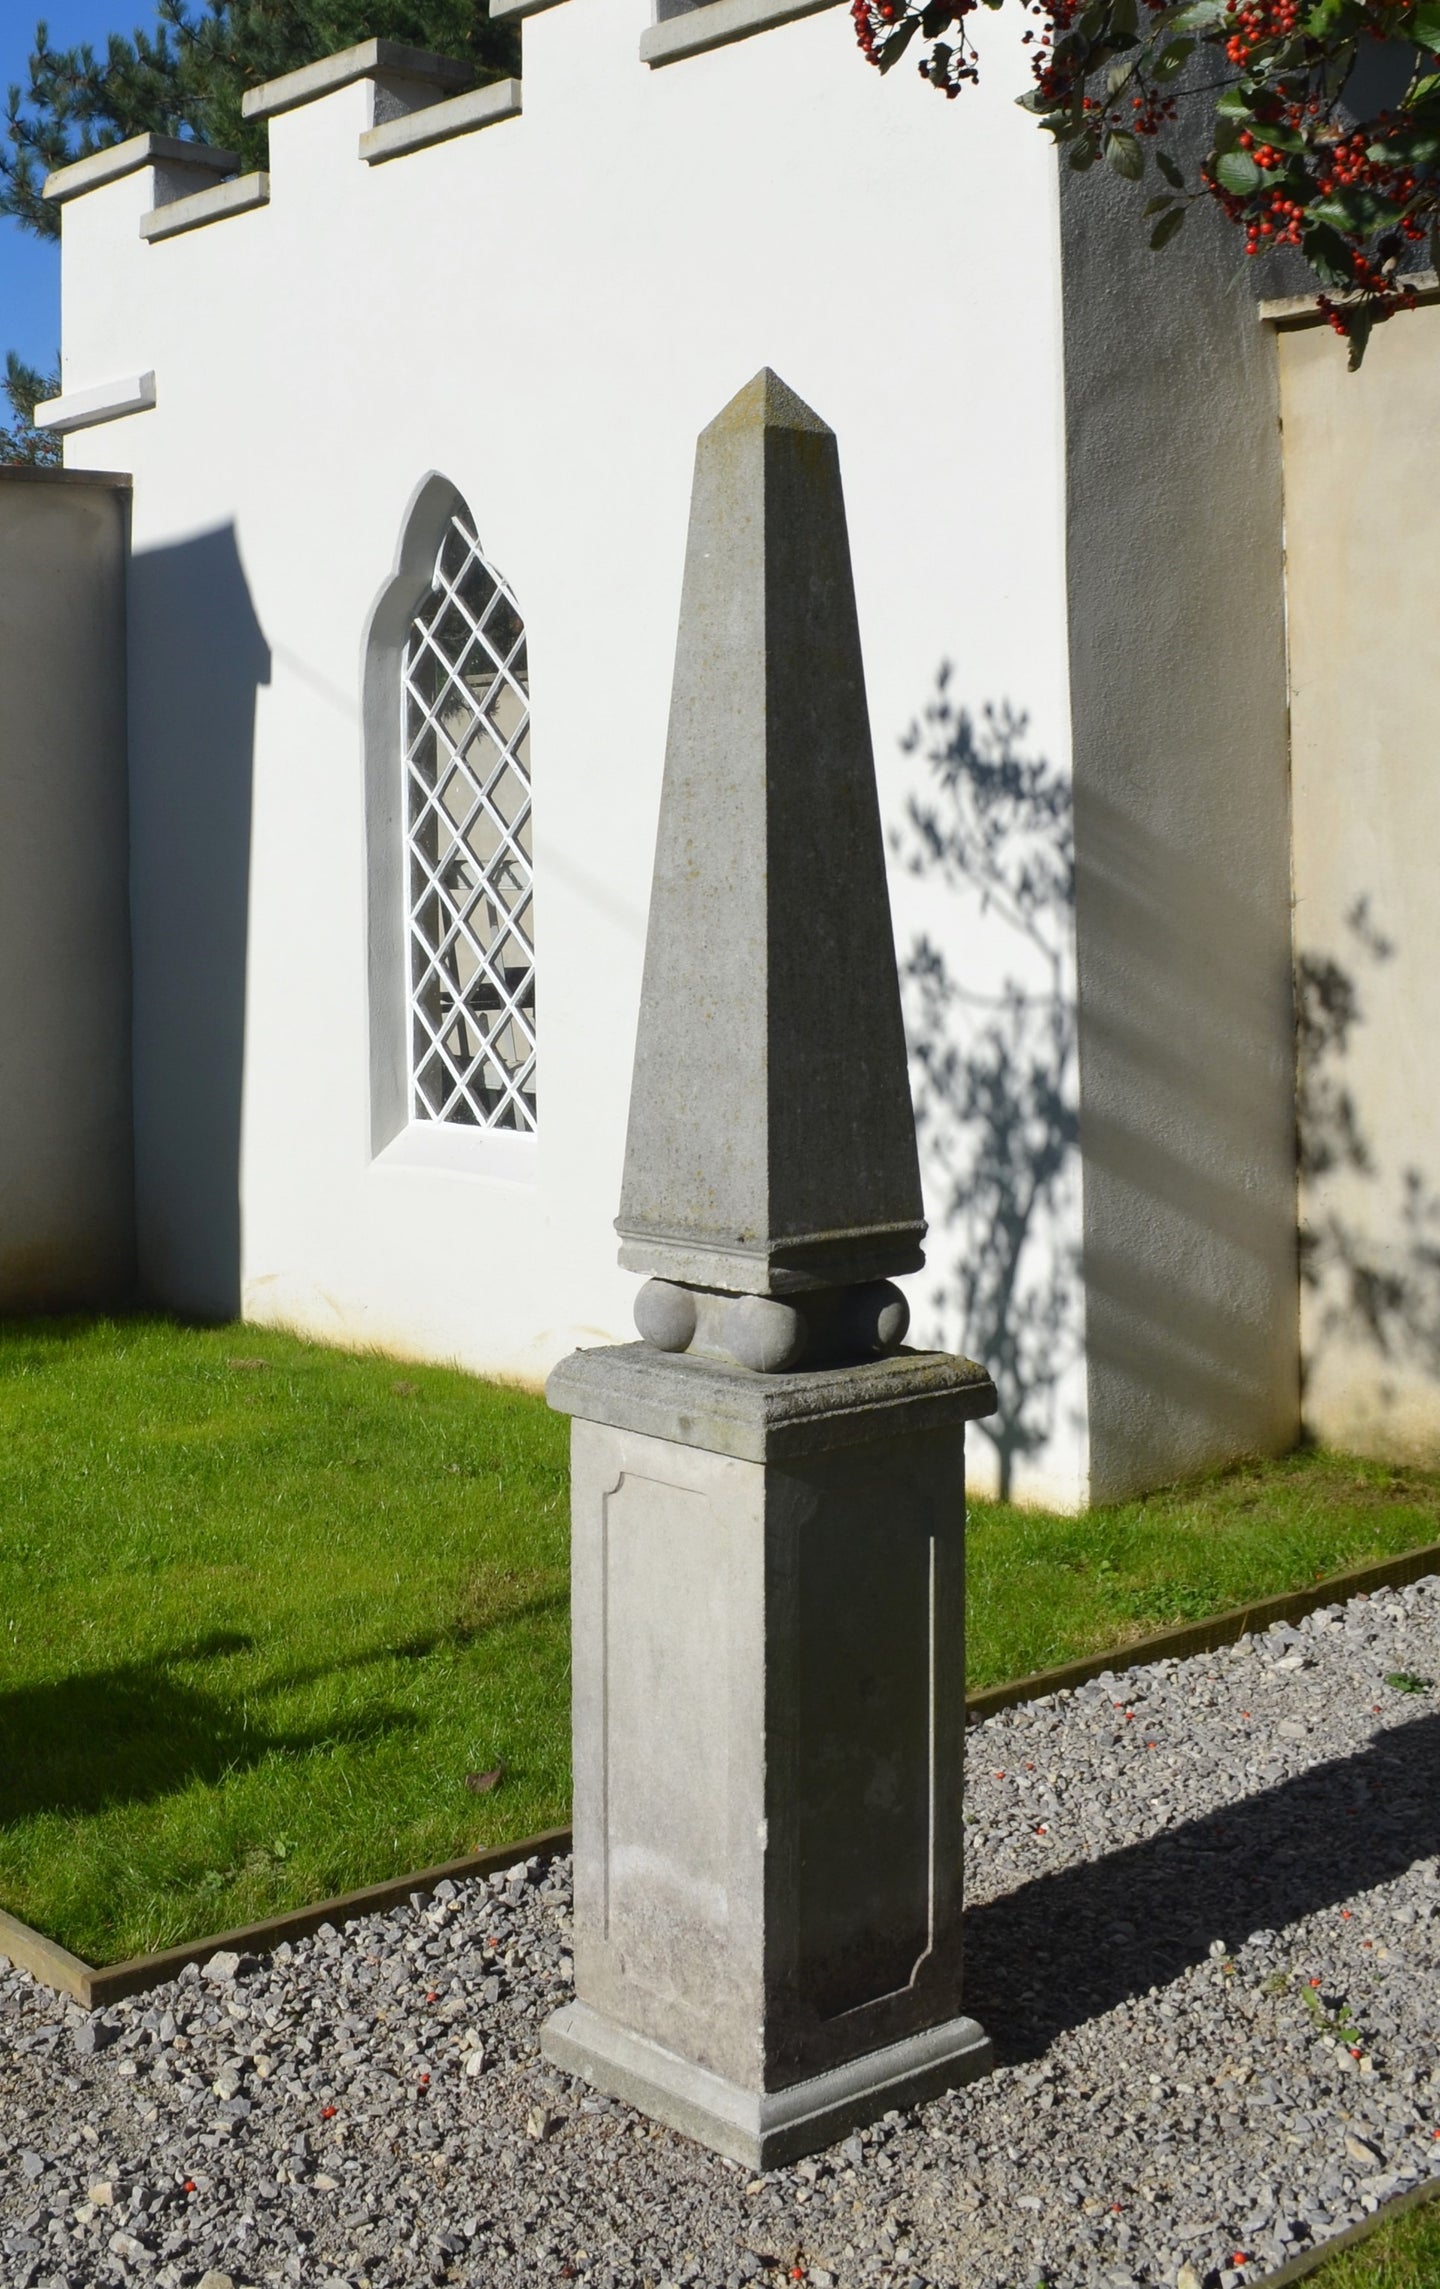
2,1575,1439,2288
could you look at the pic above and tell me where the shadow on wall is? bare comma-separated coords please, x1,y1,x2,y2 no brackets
1298,896,1440,1407
128,526,271,1320
892,667,1081,1500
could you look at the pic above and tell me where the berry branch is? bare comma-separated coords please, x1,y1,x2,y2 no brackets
852,0,1440,363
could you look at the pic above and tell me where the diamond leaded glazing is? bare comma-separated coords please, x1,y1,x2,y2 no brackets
402,513,535,1130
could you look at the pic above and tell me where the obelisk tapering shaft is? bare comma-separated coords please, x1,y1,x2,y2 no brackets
616,369,924,1298
544,374,994,2165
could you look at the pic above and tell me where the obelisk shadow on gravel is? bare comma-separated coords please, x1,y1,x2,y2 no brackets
964,1709,1440,2064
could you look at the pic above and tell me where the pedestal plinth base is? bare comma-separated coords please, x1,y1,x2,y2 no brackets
542,2001,993,2170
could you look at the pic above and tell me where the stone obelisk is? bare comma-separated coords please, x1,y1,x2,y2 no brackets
542,371,995,2168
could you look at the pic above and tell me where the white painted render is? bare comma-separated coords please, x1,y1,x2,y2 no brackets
55,0,1088,1500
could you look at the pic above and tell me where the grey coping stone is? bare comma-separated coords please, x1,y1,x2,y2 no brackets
140,173,269,241
546,1342,995,1461
241,38,472,122
359,79,523,164
45,133,239,205
33,373,157,435
642,0,845,69
615,369,925,1300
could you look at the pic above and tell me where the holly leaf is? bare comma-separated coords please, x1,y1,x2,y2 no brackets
1105,127,1145,176
1412,2,1440,49
1152,37,1196,77
1150,203,1187,246
1156,147,1186,185
1215,147,1262,191
1302,217,1360,281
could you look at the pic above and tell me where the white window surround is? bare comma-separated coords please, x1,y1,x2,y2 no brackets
402,512,536,1133
361,474,538,1182
641,0,843,67
373,1119,537,1184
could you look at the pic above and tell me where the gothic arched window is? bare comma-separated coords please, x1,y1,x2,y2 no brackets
400,512,535,1131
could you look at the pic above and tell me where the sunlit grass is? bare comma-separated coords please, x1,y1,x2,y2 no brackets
967,1444,1440,1688
0,1317,569,1962
1311,2192,1440,2287
1,1315,1439,1965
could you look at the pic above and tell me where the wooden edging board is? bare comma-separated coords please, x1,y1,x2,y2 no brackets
3,1532,1438,2018
0,1828,573,2012
964,1532,1440,1721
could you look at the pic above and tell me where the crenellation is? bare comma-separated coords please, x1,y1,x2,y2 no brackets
45,133,238,208
140,173,270,242
240,38,474,124
359,79,523,165
641,0,843,67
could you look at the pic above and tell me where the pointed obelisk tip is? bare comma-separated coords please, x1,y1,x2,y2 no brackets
702,367,834,442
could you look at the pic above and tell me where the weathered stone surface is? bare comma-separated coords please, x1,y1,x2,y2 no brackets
546,1340,994,1462
543,2002,992,2173
542,1406,988,2156
547,376,992,2165
615,369,924,1300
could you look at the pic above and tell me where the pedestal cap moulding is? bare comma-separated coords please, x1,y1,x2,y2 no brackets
615,368,925,1304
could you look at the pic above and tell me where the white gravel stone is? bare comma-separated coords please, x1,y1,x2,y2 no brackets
1,1577,1438,2286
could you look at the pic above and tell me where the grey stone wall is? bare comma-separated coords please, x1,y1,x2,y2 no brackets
0,468,135,1309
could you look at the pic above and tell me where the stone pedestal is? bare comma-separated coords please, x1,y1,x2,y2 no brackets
541,1343,995,2168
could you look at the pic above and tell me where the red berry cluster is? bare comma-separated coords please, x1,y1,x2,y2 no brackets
851,0,1440,363
1224,0,1300,68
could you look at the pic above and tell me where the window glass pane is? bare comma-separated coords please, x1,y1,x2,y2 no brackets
401,512,536,1132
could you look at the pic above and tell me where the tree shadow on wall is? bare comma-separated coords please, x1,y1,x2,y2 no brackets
892,667,1080,1499
1297,896,1440,1401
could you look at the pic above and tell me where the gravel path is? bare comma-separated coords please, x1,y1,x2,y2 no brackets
2,1576,1439,2289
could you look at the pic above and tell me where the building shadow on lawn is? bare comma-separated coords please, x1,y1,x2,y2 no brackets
0,1635,419,1826
964,1709,1440,2065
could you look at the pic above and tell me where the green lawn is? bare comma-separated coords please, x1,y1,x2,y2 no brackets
1311,2193,1440,2287
2,1316,1439,1970
0,1316,570,1964
965,1441,1440,1687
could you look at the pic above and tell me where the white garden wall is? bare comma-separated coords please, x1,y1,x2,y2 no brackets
0,468,134,1310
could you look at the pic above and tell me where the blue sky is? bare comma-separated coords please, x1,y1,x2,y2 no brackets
1,0,145,376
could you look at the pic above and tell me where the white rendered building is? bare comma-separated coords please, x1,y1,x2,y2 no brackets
12,0,1416,1511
